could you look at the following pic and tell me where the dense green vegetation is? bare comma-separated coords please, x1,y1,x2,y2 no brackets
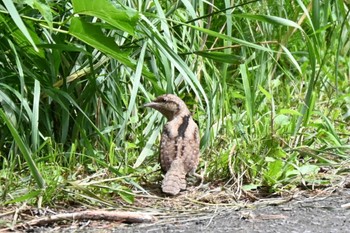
0,0,349,207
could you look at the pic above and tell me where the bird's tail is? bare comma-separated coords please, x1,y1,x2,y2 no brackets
161,159,186,196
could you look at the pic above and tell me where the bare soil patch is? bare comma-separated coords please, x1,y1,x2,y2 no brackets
1,184,350,232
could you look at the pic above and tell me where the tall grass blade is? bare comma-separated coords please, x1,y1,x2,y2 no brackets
0,109,45,189
32,79,40,152
2,0,39,52
240,64,253,127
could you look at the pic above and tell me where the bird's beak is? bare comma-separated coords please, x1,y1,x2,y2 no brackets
143,102,157,108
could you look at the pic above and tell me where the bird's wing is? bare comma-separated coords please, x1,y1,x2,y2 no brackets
160,126,177,172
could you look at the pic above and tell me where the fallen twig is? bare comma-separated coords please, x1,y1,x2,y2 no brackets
0,210,156,232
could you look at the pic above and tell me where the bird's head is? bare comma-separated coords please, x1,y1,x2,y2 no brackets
144,94,190,120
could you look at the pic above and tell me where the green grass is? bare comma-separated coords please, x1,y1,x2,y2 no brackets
0,0,349,207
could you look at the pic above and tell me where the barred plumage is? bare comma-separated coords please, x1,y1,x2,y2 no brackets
144,94,200,195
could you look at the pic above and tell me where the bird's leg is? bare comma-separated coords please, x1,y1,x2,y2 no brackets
196,161,207,187
188,161,207,187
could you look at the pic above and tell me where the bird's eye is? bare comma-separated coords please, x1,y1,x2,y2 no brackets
154,97,166,103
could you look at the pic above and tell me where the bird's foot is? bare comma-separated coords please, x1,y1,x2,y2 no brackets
188,161,207,188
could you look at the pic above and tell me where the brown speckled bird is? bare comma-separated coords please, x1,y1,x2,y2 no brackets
144,94,200,196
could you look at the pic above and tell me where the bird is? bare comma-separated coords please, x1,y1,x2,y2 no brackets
144,94,200,195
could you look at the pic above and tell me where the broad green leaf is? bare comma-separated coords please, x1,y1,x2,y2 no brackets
268,147,287,159
69,17,133,66
69,17,153,78
72,0,139,35
265,159,284,185
298,164,320,175
274,114,290,126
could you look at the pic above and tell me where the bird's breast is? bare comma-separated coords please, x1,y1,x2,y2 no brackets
160,115,199,172
164,115,197,139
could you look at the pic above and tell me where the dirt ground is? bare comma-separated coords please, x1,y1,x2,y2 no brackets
111,189,350,233
2,187,349,232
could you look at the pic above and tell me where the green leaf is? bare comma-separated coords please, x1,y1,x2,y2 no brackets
274,114,290,126
233,14,303,30
25,0,53,30
194,51,242,64
118,187,134,204
37,43,90,53
69,181,116,207
258,85,272,99
279,109,303,116
320,114,341,146
264,159,284,185
5,190,42,204
133,126,159,168
2,0,39,51
139,20,211,147
232,92,245,99
242,184,259,191
298,164,320,175
281,45,302,75
69,17,153,78
32,79,40,152
186,23,273,52
0,109,45,189
69,18,133,66
311,0,320,30
72,0,139,35
1,13,46,69
265,156,275,162
240,64,253,126
118,42,147,142
268,147,287,159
